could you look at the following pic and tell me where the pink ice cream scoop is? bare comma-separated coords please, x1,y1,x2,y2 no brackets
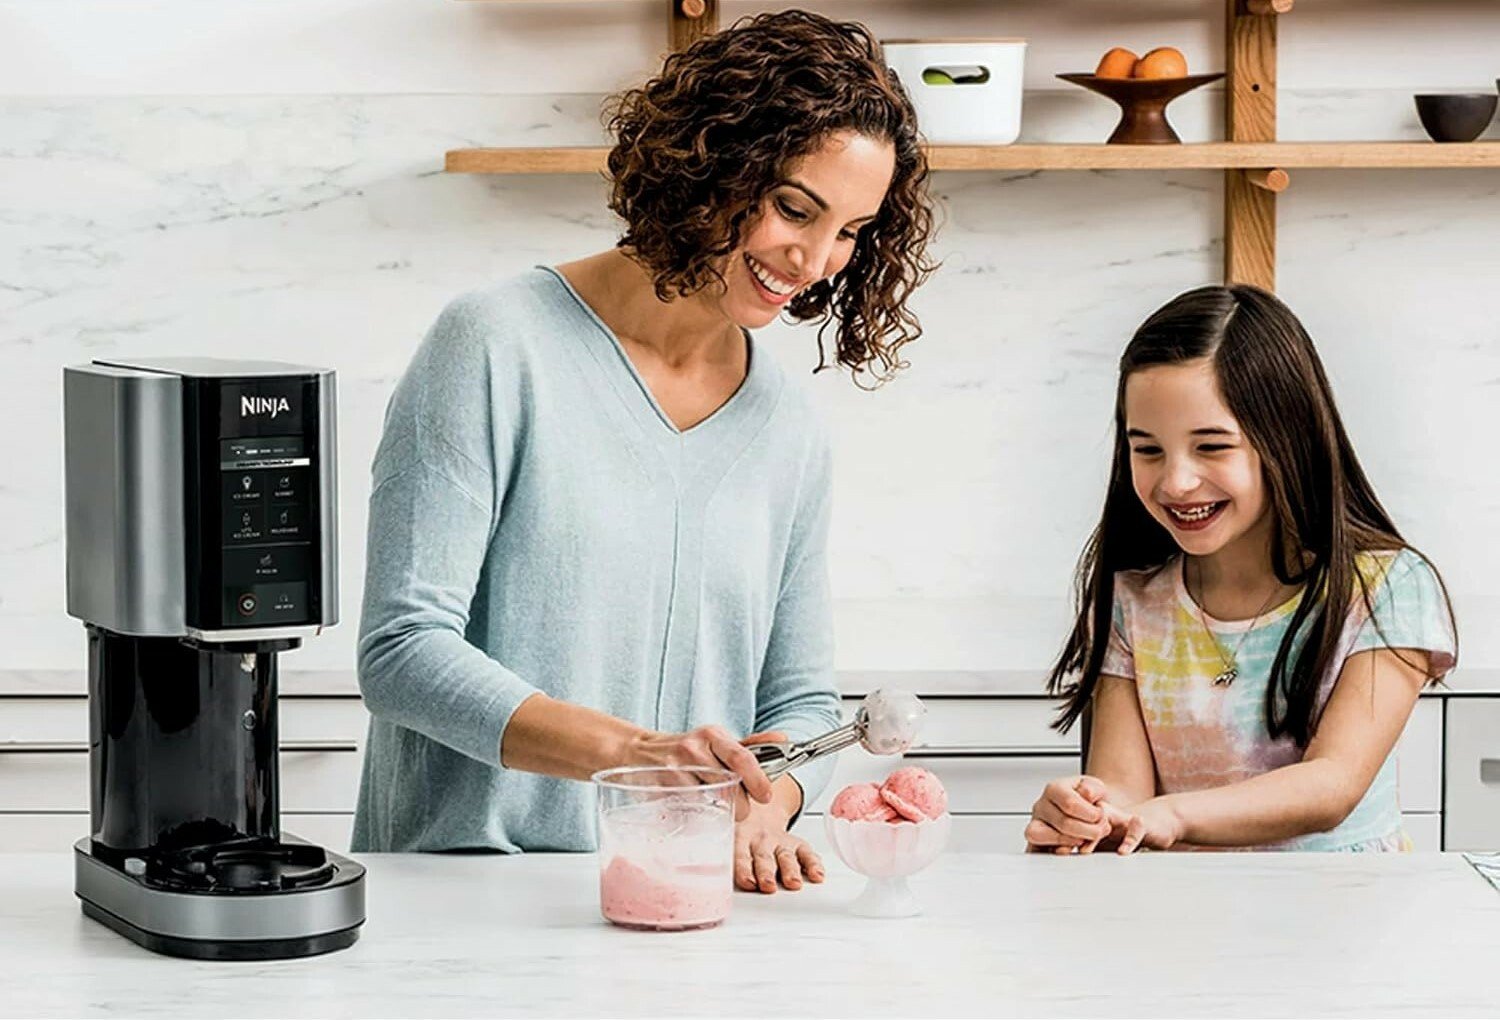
879,767,948,822
829,782,900,822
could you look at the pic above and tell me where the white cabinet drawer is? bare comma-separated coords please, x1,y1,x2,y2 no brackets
280,747,363,812
0,698,86,744
812,698,1078,816
0,813,354,853
0,696,368,745
842,696,1074,752
0,813,91,851
809,748,1078,815
0,696,367,815
809,812,1440,855
803,813,1031,855
0,747,362,813
1443,698,1500,850
1397,698,1442,814
1403,812,1441,852
281,813,356,853
943,813,1031,852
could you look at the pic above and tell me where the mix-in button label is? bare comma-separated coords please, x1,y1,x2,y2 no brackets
226,582,308,624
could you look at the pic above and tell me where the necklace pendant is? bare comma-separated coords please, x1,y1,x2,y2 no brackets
1212,667,1238,687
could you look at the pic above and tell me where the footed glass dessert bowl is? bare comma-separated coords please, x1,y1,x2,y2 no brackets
824,812,952,918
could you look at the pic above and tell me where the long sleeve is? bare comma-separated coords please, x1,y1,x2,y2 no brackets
753,426,842,812
356,295,540,767
353,267,849,852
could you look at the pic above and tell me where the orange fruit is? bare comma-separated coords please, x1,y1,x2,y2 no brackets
1133,47,1188,79
1095,47,1139,79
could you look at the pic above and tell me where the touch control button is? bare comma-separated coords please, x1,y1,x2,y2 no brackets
225,505,265,543
237,593,258,616
270,468,306,504
267,505,306,539
224,546,311,585
225,471,265,504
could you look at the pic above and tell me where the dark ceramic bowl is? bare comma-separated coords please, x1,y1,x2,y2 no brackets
1414,93,1497,143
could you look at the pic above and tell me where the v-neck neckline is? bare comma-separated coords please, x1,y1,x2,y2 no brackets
540,264,764,439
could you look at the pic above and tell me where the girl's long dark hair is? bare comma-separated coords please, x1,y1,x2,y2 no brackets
1048,285,1455,746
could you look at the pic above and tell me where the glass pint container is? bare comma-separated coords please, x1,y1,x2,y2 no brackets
592,766,737,931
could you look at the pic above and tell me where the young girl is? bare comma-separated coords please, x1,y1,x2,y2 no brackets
1028,284,1457,854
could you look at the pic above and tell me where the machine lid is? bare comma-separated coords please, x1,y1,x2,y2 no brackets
94,356,330,378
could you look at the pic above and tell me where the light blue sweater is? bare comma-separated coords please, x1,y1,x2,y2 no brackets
351,267,843,852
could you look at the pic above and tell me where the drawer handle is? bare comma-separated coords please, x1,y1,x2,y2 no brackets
0,740,357,755
1480,759,1500,784
903,746,1080,760
0,741,86,754
281,740,359,753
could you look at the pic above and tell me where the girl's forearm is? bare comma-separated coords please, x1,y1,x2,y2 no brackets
1092,775,1153,811
1162,758,1360,847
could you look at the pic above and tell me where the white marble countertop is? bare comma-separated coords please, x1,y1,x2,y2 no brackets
3,851,1500,1018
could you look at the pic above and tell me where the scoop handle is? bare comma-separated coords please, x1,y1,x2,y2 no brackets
748,723,863,781
749,741,795,780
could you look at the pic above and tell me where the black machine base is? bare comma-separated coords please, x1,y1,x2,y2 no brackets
80,898,361,961
74,837,366,961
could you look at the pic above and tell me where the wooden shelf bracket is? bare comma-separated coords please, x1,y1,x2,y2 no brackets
1247,167,1290,192
1224,0,1281,290
669,0,717,52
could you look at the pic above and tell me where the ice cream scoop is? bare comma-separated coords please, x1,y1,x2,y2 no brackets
829,782,900,822
879,766,948,822
749,689,926,782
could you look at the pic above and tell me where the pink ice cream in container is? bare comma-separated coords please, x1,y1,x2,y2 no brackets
591,690,929,929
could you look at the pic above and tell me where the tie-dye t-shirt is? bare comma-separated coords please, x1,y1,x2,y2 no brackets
1101,548,1455,851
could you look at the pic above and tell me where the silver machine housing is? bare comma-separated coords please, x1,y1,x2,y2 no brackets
63,357,363,961
64,357,339,642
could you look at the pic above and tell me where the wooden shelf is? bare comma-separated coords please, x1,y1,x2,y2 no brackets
445,142,1500,175
447,147,610,175
930,142,1500,171
446,0,1499,289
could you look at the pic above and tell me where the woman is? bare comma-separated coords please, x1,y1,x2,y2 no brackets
352,11,935,895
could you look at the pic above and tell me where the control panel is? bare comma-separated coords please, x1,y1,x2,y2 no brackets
184,376,324,631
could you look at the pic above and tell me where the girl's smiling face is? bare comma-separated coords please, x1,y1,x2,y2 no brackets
1124,358,1271,558
717,130,894,328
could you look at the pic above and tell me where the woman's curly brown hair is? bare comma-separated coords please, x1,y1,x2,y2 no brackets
603,10,936,384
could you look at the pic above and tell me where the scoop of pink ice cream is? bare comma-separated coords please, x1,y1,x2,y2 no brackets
879,767,948,821
829,782,900,822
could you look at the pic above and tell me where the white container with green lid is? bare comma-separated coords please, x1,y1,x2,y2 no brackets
883,38,1028,145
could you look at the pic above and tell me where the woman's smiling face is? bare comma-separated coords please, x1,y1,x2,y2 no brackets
716,130,894,328
1124,357,1271,558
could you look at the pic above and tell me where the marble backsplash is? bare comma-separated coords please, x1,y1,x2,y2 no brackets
3,88,1497,673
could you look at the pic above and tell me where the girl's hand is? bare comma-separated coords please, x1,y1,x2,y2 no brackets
1104,796,1185,854
1025,775,1113,853
733,783,824,893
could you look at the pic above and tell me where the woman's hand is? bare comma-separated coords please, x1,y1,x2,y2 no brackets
734,778,824,893
624,725,777,806
1024,775,1113,853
